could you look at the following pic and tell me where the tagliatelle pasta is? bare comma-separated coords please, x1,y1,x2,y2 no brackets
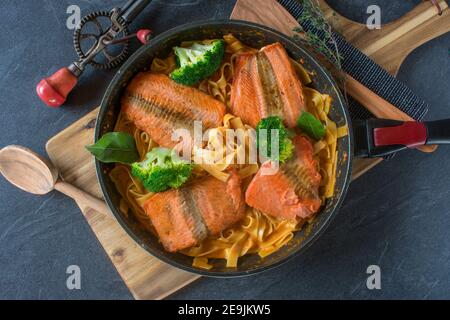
108,113,154,228
109,34,348,269
183,207,300,269
303,87,348,200
194,113,259,182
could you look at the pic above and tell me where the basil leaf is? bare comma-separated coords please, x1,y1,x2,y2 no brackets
85,132,140,164
296,111,326,140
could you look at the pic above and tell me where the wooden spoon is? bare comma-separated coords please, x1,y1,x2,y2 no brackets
0,145,109,215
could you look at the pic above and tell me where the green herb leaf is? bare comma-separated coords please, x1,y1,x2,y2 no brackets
297,111,326,140
293,0,343,71
85,132,140,164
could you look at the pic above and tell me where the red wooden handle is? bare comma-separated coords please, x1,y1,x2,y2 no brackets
137,29,152,44
36,68,78,108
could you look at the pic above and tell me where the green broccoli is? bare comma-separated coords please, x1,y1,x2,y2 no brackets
170,40,225,86
256,116,294,163
131,147,193,193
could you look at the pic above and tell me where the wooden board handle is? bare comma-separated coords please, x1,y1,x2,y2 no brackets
345,74,438,153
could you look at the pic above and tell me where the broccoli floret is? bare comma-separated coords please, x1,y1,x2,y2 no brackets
131,147,193,193
170,40,225,86
256,116,294,163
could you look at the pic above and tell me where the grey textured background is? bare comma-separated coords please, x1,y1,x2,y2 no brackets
0,0,449,299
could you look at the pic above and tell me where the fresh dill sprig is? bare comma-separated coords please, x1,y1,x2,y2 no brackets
292,0,343,71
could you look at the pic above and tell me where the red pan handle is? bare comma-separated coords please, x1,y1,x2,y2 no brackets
354,118,450,158
374,122,427,148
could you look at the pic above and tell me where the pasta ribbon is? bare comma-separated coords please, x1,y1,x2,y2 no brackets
182,208,299,268
194,113,258,182
303,86,347,201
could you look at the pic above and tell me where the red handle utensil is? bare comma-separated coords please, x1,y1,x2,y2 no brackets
137,29,152,44
36,68,78,108
36,28,152,108
35,0,152,108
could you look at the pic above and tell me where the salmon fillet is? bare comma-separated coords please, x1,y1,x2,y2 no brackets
230,42,305,128
245,136,321,220
122,73,226,148
143,171,245,252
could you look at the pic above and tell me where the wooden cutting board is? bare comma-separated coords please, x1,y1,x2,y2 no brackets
45,0,450,300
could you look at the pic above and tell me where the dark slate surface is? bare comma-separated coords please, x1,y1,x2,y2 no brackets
0,0,449,300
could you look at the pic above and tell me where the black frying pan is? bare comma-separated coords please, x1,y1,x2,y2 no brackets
94,20,450,277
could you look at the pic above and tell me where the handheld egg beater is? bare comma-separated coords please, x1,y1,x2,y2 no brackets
36,0,152,107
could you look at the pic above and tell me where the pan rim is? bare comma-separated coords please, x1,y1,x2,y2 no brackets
95,19,354,278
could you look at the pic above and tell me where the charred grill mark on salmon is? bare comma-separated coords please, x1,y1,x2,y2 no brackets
281,162,318,201
143,170,245,252
179,187,208,240
231,42,305,128
124,93,193,129
245,136,321,220
143,190,201,252
122,73,226,148
256,51,284,119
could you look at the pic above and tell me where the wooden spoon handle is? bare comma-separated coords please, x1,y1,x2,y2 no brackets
54,180,110,216
345,74,438,153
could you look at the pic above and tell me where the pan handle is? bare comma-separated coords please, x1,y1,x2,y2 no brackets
353,118,450,158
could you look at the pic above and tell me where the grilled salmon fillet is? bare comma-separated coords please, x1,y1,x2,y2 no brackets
230,42,305,128
143,171,245,252
122,73,226,148
245,136,321,220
